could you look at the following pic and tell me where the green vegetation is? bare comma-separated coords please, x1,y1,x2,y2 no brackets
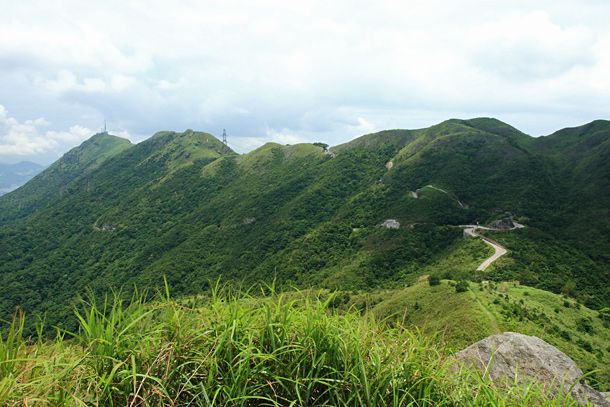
0,283,585,406
1,118,610,394
470,282,610,390
480,227,610,308
0,133,133,225
338,280,610,390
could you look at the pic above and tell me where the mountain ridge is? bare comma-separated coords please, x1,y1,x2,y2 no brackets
0,133,133,225
1,117,609,338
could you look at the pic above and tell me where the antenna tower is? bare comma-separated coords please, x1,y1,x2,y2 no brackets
222,129,228,152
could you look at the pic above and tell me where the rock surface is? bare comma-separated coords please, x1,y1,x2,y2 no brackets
487,217,515,230
454,332,609,406
376,219,400,229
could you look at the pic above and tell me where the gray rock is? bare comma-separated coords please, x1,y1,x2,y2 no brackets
487,217,515,230
376,219,400,229
453,332,609,406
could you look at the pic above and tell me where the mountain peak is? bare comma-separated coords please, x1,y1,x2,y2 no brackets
0,132,133,225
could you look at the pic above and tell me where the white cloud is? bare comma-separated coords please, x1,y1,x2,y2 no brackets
265,127,307,145
353,117,374,133
0,105,93,157
2,0,610,163
40,70,109,94
467,11,596,80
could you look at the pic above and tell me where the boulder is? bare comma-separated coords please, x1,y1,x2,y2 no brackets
487,217,515,230
376,219,400,229
453,332,609,406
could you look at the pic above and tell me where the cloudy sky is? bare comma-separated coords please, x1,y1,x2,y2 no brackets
1,0,609,164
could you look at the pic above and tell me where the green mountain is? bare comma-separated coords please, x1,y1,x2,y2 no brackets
0,133,133,225
1,119,609,339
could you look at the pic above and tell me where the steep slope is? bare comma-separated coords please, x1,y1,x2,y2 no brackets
0,134,133,226
1,119,609,336
334,118,556,228
532,120,610,261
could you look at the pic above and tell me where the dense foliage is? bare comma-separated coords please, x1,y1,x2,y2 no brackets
0,134,133,225
1,118,610,340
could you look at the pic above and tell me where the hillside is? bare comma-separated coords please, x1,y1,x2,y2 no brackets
532,120,610,262
364,280,610,389
0,118,609,339
0,133,133,225
3,282,597,404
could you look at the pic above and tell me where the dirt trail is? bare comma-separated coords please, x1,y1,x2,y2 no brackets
424,185,467,208
471,291,501,334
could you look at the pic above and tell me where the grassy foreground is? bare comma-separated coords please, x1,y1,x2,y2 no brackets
1,283,585,406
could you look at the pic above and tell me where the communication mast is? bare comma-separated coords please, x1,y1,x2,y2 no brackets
222,129,229,153
100,120,109,135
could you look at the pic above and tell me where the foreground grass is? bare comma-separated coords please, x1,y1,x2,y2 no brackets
1,282,583,406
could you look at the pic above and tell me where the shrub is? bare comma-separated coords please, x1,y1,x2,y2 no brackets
428,275,441,286
576,317,594,334
455,280,469,293
577,339,594,353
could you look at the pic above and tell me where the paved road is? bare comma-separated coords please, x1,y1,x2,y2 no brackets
409,182,523,271
476,240,507,271
461,223,523,271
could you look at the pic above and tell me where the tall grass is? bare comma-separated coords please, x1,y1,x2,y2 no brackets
0,282,584,406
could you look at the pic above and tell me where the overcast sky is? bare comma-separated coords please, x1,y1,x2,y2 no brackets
1,0,609,164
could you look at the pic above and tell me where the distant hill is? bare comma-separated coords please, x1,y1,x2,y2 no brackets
1,119,609,339
0,133,133,225
0,161,45,194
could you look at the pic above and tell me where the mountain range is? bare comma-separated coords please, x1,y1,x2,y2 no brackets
0,161,45,195
1,117,609,337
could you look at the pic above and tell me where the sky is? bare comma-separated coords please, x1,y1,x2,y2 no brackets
1,0,609,165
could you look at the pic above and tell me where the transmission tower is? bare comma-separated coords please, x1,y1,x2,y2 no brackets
222,129,229,153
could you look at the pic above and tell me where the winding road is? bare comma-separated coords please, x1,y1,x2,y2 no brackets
461,223,523,271
409,183,523,271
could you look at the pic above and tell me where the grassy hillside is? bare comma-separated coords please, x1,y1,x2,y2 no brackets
358,280,610,390
531,120,610,262
0,283,593,405
1,119,609,343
